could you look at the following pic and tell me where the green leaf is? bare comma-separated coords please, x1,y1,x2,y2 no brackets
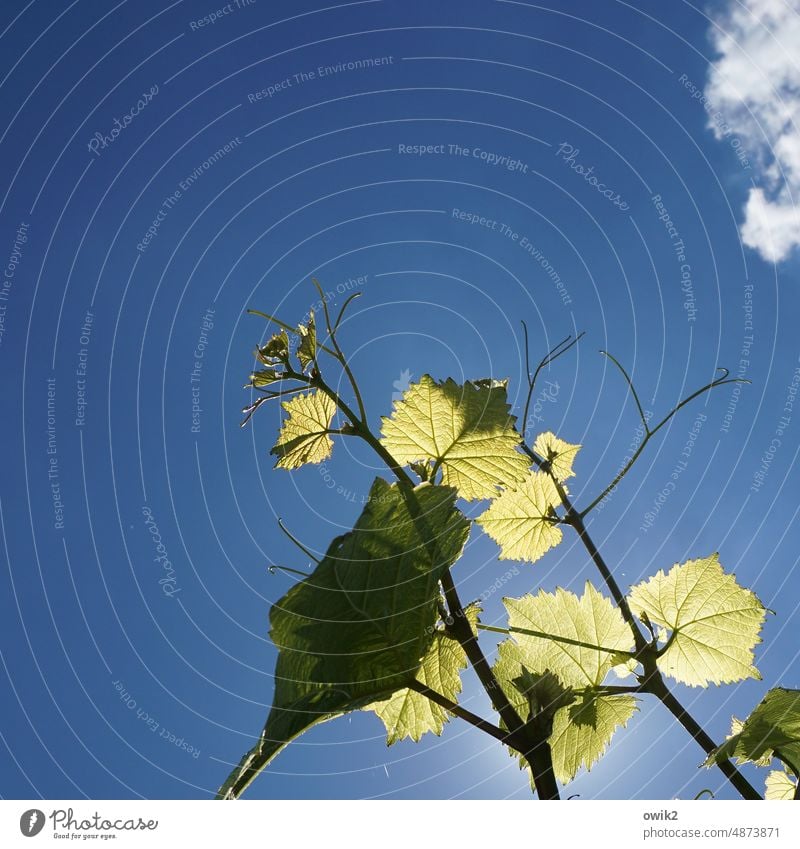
628,553,767,687
476,471,563,564
297,310,317,372
257,330,290,363
380,374,530,501
493,584,637,783
366,604,480,744
706,688,800,777
494,644,636,785
250,368,282,388
510,668,576,740
533,431,581,482
503,584,635,689
270,390,336,469
549,691,637,784
765,769,797,800
218,478,470,798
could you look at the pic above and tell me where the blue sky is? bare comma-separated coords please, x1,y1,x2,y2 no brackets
1,0,799,800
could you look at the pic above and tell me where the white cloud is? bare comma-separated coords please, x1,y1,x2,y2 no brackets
705,0,800,262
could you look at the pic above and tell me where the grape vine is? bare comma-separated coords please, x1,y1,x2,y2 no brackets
217,282,799,801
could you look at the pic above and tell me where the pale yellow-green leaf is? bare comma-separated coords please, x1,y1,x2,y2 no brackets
494,640,636,784
493,584,637,783
612,656,639,679
503,584,635,688
271,390,336,469
628,553,767,687
706,688,800,777
380,375,529,501
476,471,562,564
765,769,797,800
296,310,317,372
366,604,480,744
549,692,637,783
533,431,581,482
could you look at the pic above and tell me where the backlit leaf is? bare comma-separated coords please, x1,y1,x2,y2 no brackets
503,584,635,689
217,478,470,798
493,584,637,783
270,390,336,469
476,471,562,564
367,604,480,744
765,769,797,800
250,368,282,387
381,375,529,501
549,691,637,784
297,311,317,372
533,431,581,482
706,688,800,777
628,553,767,687
257,330,290,363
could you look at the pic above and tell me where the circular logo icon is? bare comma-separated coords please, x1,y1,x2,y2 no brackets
19,810,46,837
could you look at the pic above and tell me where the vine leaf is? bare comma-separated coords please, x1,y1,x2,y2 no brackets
271,390,336,469
705,688,800,778
533,431,581,482
765,769,797,800
502,584,635,688
494,584,637,783
250,368,282,388
257,330,290,363
380,375,530,501
296,310,317,372
217,478,470,798
366,603,481,744
628,553,767,687
476,471,563,564
549,691,637,784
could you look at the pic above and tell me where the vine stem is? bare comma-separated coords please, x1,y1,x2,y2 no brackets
644,671,762,800
477,622,636,657
520,442,648,654
439,571,560,799
307,363,560,797
578,359,748,517
520,440,762,800
406,680,514,745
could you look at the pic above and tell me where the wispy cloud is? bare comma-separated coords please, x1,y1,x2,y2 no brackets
705,0,800,262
